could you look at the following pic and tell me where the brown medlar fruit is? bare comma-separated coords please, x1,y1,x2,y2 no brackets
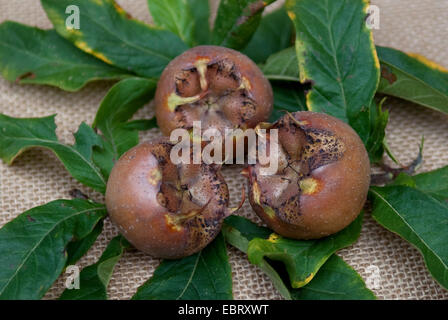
105,138,240,259
154,45,273,137
243,111,370,239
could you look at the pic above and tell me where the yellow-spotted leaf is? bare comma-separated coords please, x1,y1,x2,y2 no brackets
41,0,188,78
286,0,380,142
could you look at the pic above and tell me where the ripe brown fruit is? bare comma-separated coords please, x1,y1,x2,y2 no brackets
243,111,370,239
105,138,233,259
154,45,273,137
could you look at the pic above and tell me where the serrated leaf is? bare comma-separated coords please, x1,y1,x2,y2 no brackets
370,186,448,289
269,82,307,122
247,212,363,288
0,199,106,299
147,0,195,46
262,47,300,81
132,233,233,300
92,78,157,178
212,0,275,50
0,114,107,193
223,215,373,300
290,254,375,300
243,7,293,63
41,0,188,78
286,0,380,142
0,21,129,91
66,220,104,267
60,235,130,300
377,46,448,114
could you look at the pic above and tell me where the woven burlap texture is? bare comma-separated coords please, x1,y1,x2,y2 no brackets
1,0,447,300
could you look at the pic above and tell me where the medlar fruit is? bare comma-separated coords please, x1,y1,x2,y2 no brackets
105,138,238,259
243,111,370,239
155,45,273,136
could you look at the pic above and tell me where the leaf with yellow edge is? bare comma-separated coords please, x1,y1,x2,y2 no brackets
41,0,188,78
377,46,448,115
247,212,363,288
286,0,380,143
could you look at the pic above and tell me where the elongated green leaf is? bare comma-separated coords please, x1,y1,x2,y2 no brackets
0,199,106,299
377,46,448,114
412,166,448,201
365,98,389,163
60,235,130,300
243,7,293,63
262,47,299,81
189,0,211,45
370,186,448,289
66,220,104,267
290,254,375,300
286,0,380,142
223,216,372,300
269,82,307,122
0,21,129,91
222,216,292,299
248,212,363,288
92,78,157,178
0,114,107,193
147,0,194,46
212,0,275,50
132,233,232,300
41,0,188,78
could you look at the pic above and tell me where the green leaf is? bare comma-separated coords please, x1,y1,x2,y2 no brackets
365,97,389,163
286,0,380,142
247,212,363,288
412,166,448,201
262,47,300,81
66,220,104,267
243,8,293,63
189,0,211,45
223,216,372,300
0,21,129,91
0,199,106,299
147,0,195,46
41,0,188,78
290,254,376,300
132,233,233,300
59,235,130,300
212,0,275,50
377,46,448,114
92,78,157,178
269,82,307,122
0,114,107,193
222,216,292,299
370,186,448,289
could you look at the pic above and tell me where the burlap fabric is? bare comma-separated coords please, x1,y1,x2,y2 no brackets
1,0,447,300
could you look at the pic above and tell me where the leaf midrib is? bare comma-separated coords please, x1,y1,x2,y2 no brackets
176,251,201,300
0,205,105,296
2,132,106,188
0,39,118,71
370,188,448,271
